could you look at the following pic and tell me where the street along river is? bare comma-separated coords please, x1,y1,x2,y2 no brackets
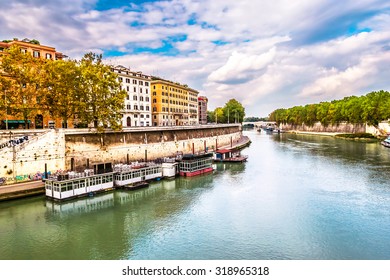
1,129,390,259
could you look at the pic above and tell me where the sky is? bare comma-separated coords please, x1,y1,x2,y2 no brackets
1,0,390,117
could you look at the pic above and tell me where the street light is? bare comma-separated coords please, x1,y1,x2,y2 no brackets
4,90,8,130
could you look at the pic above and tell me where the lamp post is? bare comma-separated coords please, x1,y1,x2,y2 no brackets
4,90,8,130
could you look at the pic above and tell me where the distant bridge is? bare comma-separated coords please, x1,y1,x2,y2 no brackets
242,121,277,128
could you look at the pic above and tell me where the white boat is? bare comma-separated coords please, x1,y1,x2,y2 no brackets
381,136,390,148
113,162,162,188
45,169,115,201
161,158,179,178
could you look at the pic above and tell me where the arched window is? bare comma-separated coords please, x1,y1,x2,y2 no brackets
126,117,131,127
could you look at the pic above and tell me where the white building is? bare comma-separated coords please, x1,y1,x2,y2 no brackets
112,65,152,127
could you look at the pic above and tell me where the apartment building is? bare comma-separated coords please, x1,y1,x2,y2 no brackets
198,96,208,124
0,38,64,60
112,65,152,127
0,38,66,129
151,79,199,126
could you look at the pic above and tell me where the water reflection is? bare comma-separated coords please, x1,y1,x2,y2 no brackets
1,130,390,259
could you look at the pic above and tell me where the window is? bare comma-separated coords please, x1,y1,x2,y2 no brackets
126,78,130,83
153,92,156,96
133,80,137,84
153,99,156,103
126,104,131,110
140,88,142,93
33,50,40,58
139,81,143,86
145,97,149,102
134,105,138,110
133,95,137,101
146,106,150,111
21,48,27,54
133,87,136,92
145,82,149,86
146,89,148,94
146,114,150,118
140,96,143,101
45,53,52,59
119,77,123,82
141,114,144,118
140,105,144,110
153,85,156,89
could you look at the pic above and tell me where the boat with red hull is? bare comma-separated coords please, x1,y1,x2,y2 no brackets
179,153,214,177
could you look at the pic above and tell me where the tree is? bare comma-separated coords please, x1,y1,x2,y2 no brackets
77,52,126,130
223,99,245,123
43,59,81,128
214,107,225,123
0,45,46,128
207,111,215,123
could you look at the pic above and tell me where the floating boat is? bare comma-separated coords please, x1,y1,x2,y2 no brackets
122,181,149,190
179,153,214,177
114,162,162,188
213,148,248,163
45,166,115,201
381,136,390,148
45,162,162,201
161,158,180,179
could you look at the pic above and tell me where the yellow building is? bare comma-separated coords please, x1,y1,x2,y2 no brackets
151,79,199,126
0,38,68,129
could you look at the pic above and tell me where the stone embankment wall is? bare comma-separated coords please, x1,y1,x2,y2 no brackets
0,125,242,182
0,130,66,182
65,124,242,170
279,122,366,133
280,121,390,136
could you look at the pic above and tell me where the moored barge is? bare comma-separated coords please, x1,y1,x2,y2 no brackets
179,153,214,177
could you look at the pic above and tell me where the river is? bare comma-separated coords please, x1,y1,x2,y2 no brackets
1,129,390,260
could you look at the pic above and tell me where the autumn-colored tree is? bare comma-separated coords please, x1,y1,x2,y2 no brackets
78,52,126,130
43,59,81,128
0,45,46,128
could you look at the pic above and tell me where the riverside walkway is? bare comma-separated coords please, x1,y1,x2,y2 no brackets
0,180,44,202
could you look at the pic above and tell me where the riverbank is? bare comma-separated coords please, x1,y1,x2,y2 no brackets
286,130,381,142
0,180,44,202
287,130,339,136
0,135,251,202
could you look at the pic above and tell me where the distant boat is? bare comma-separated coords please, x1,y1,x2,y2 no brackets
381,136,390,148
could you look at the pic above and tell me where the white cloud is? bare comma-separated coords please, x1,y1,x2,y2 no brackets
1,0,390,116
208,48,276,84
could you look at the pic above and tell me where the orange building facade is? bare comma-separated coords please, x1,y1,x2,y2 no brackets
0,38,68,129
151,79,199,126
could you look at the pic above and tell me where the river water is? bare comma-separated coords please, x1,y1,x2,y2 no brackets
1,129,390,260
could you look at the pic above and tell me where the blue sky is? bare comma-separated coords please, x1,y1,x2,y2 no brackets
1,0,390,116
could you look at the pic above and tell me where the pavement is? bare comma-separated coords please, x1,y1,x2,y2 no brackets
0,180,45,201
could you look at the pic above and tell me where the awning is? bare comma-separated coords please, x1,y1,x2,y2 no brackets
2,120,31,124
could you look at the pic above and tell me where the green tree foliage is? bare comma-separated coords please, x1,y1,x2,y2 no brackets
214,107,225,123
77,52,126,130
223,99,245,123
268,90,390,127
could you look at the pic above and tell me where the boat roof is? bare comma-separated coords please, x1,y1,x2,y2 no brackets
182,153,213,160
216,149,232,154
